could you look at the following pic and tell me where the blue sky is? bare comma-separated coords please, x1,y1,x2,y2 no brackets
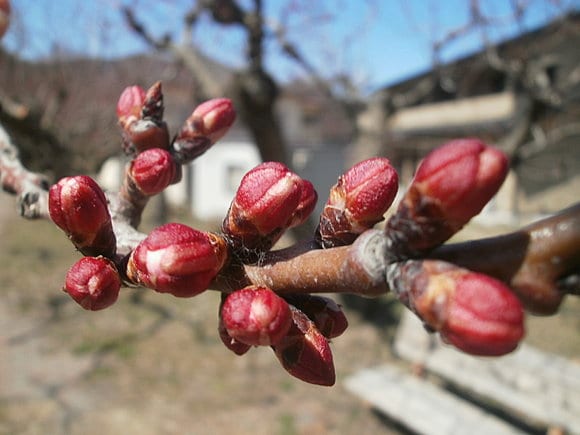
3,0,578,91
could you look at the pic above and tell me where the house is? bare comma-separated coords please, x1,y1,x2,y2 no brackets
356,12,580,225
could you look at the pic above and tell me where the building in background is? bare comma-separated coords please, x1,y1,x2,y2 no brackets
356,12,580,225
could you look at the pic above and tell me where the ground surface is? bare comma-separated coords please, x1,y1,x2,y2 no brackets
0,195,579,435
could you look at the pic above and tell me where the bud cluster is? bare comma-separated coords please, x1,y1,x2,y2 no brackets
116,83,236,198
219,286,347,386
49,79,537,386
51,84,237,310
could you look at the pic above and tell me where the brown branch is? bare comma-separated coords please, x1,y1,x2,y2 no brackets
431,202,580,314
0,123,50,219
209,204,580,311
122,7,223,98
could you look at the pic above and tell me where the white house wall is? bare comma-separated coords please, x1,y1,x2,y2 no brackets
191,141,261,221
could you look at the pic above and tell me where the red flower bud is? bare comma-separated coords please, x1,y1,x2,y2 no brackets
272,307,335,386
221,286,292,346
285,295,348,339
287,179,318,228
126,223,228,298
49,176,116,257
388,260,525,356
0,0,10,38
191,98,236,143
116,85,146,125
64,256,121,311
387,139,508,257
173,98,236,163
318,157,398,247
414,139,508,223
222,162,303,252
129,148,178,196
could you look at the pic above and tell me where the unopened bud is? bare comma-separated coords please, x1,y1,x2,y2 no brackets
272,307,335,386
285,295,348,339
221,286,292,346
49,176,116,257
126,223,228,297
387,139,508,257
116,85,145,126
64,256,121,311
318,157,398,248
222,162,303,253
129,148,178,196
173,98,236,163
388,260,524,356
0,0,10,39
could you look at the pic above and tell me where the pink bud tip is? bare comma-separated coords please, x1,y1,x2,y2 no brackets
191,98,236,143
273,307,335,386
49,176,116,257
221,286,292,346
414,138,508,224
126,223,228,298
116,85,146,122
130,148,177,196
0,0,10,39
64,257,121,311
222,162,303,251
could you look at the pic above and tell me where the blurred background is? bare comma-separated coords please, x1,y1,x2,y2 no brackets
1,1,579,434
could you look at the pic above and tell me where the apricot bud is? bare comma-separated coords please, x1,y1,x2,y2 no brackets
116,85,145,126
388,260,525,356
387,139,508,257
64,256,121,311
318,157,398,247
49,175,116,257
173,98,236,163
129,148,178,196
221,286,292,346
222,162,303,252
127,223,228,297
272,307,335,386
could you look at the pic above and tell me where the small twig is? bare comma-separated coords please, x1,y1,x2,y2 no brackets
0,123,50,219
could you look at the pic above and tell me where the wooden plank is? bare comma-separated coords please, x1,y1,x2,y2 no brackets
344,364,526,435
394,311,580,434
